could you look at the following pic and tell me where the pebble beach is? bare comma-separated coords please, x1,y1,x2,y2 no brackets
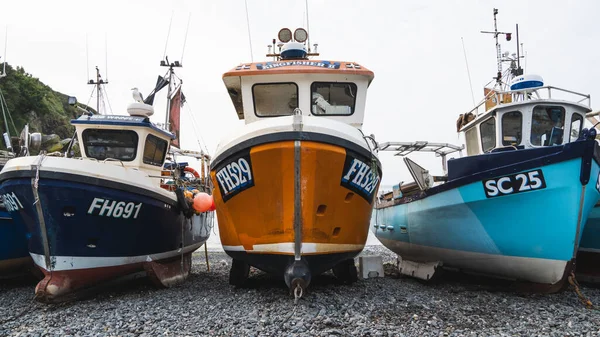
2,245,600,337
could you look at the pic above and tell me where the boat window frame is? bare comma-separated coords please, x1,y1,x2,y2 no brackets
569,113,584,143
309,81,358,116
530,105,566,147
82,129,139,162
143,133,169,167
465,126,480,156
252,82,299,118
501,111,523,146
479,117,496,153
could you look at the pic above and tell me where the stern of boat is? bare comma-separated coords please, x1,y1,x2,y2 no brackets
211,116,381,289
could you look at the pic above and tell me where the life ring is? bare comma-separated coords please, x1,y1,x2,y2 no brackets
183,166,200,178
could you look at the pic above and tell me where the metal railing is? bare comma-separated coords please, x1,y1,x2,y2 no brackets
376,141,464,175
469,85,591,116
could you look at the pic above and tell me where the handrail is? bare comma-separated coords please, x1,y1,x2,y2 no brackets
102,158,125,167
463,85,592,120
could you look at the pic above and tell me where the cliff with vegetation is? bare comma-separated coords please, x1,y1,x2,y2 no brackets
0,63,92,154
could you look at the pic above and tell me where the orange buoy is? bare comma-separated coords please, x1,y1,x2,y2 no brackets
208,197,216,211
193,192,213,213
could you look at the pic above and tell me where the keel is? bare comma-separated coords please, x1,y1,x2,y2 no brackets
145,253,192,288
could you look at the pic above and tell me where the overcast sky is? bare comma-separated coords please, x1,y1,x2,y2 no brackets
2,0,599,189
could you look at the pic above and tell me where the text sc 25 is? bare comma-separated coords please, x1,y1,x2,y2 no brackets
483,169,546,198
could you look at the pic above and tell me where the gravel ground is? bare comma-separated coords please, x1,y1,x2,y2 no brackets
1,246,600,337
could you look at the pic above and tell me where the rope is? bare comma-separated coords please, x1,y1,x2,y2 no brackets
0,88,18,137
568,271,598,310
358,128,379,178
33,152,46,205
101,84,113,114
204,239,210,272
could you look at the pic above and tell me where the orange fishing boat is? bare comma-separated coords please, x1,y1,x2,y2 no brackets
210,28,381,294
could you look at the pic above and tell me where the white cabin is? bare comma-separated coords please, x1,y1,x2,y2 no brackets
459,76,592,156
71,112,174,177
222,29,375,129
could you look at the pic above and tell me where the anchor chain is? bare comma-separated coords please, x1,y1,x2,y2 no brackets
293,283,303,305
568,271,596,310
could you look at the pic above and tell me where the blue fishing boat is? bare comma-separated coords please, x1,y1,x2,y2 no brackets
577,106,600,283
578,201,600,282
0,57,40,278
0,62,214,302
373,9,600,292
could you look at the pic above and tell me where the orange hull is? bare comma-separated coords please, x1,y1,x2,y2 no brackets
211,138,380,285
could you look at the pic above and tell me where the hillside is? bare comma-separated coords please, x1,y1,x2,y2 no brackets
0,63,89,144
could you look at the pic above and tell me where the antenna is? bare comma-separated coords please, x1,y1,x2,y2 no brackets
461,37,476,106
516,24,520,70
180,13,191,65
305,0,311,53
522,43,527,72
163,11,174,60
481,8,512,86
105,33,108,81
510,23,524,77
1,27,7,78
85,33,90,82
244,0,254,62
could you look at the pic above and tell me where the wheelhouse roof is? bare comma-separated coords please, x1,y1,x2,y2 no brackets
71,114,175,139
223,60,374,83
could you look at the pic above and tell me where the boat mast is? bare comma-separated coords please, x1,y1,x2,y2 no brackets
480,8,512,87
87,66,108,114
160,56,182,130
0,29,12,152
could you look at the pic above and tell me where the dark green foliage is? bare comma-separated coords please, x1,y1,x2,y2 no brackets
0,63,88,142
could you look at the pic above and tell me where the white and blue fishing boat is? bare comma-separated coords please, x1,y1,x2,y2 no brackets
373,9,600,292
0,57,41,278
576,111,600,282
0,61,214,302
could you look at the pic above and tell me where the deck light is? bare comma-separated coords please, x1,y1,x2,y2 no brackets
278,28,292,43
294,28,308,43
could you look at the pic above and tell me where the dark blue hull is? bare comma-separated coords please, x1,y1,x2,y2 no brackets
0,170,212,300
0,207,32,277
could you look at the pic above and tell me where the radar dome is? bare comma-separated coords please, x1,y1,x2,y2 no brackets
510,74,544,91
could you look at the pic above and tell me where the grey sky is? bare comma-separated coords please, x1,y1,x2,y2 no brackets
3,0,599,189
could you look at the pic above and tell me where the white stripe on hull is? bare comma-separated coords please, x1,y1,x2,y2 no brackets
31,241,206,271
223,242,364,254
378,238,568,285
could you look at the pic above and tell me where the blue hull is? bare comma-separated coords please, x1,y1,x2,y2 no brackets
0,170,212,299
374,140,600,288
578,204,600,281
0,207,32,277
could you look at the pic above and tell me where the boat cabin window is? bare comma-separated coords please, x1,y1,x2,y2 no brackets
465,128,479,155
253,83,298,117
311,82,356,115
530,105,565,146
480,117,496,152
570,113,583,142
82,129,138,161
502,111,522,146
143,134,168,167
